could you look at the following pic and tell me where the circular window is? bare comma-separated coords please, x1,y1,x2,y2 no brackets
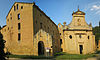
69,35,72,39
78,19,80,22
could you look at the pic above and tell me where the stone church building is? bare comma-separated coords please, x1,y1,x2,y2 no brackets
58,8,96,54
0,2,96,56
0,2,61,56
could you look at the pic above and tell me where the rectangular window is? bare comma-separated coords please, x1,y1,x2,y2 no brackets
17,4,18,10
40,23,42,29
18,14,20,20
14,6,16,11
21,6,23,9
18,23,20,30
10,17,12,20
60,39,62,44
36,20,37,24
18,33,21,41
48,27,49,32
7,19,9,22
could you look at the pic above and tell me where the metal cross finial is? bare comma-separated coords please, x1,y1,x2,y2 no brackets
78,5,80,11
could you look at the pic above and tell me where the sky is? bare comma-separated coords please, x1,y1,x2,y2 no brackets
0,0,100,27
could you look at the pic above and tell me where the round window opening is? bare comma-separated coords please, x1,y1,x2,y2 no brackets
78,19,80,22
69,35,72,39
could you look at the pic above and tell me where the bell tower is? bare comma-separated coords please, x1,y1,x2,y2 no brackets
68,8,92,30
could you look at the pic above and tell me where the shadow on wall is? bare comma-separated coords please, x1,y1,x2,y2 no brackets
0,32,6,59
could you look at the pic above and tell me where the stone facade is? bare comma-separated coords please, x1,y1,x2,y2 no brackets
58,8,96,54
1,2,60,56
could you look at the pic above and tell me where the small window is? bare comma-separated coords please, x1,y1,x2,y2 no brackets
10,17,12,20
48,27,49,32
69,35,72,39
61,48,63,52
18,23,20,30
40,23,42,28
10,13,12,16
18,14,20,20
8,27,9,30
88,36,89,39
52,36,53,39
5,29,6,32
7,19,9,21
60,39,62,44
21,6,23,9
60,33,61,35
40,14,42,16
36,20,37,24
11,27,13,29
51,46,53,48
14,6,16,11
17,4,18,10
79,35,82,38
18,33,21,41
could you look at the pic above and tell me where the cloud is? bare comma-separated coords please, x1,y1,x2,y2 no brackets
96,10,100,14
84,1,100,12
84,1,100,11
90,8,94,11
90,5,100,14
90,5,100,11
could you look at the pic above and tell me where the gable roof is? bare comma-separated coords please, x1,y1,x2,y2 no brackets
6,2,33,18
72,8,85,15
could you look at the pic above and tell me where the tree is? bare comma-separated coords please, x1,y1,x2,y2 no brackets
0,32,6,60
99,21,100,28
93,26,100,45
0,26,1,30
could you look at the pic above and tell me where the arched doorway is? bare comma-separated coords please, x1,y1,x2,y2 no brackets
38,41,45,55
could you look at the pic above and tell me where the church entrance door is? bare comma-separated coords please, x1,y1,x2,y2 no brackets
79,45,83,54
38,41,45,55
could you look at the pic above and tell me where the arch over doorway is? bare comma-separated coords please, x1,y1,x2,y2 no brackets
38,41,45,55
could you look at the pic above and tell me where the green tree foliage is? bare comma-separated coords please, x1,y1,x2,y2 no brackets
93,26,100,44
0,32,6,60
0,26,1,30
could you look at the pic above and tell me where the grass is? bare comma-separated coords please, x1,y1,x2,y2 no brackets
95,50,100,54
55,52,97,59
7,52,99,59
7,55,54,59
